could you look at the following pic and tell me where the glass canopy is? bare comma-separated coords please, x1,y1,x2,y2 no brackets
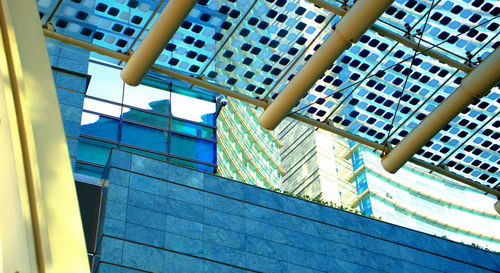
37,0,499,189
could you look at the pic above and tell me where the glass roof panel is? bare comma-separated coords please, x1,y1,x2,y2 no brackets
37,0,500,188
379,0,499,67
202,0,335,97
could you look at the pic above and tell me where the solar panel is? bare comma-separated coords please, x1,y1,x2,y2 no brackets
37,0,500,188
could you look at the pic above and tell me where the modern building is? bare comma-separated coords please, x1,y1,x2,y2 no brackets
348,145,500,250
75,59,219,182
217,98,284,189
41,0,499,253
93,148,500,273
278,120,341,203
278,118,500,251
47,35,224,266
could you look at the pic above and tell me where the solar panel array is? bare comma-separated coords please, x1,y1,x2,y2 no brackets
37,0,499,188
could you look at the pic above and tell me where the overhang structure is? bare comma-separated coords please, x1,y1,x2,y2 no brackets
37,0,500,206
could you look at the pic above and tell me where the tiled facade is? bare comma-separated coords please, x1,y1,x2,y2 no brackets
94,149,500,273
47,38,89,170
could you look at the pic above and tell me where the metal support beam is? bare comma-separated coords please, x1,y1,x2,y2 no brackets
120,0,197,86
259,0,394,130
42,29,500,200
307,0,474,73
382,47,500,173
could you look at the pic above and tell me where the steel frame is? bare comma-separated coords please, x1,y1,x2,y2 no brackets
43,29,500,198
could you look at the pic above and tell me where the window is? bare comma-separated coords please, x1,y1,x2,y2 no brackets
121,122,168,153
77,62,217,175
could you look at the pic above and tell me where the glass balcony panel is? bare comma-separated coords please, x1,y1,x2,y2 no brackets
169,157,215,174
119,146,168,162
87,62,123,102
83,98,122,117
123,84,171,115
171,92,216,126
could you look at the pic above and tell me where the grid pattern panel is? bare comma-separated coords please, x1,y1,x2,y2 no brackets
37,0,500,188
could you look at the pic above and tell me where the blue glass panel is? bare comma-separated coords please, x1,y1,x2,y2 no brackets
357,182,368,194
360,198,372,214
76,136,116,165
169,133,216,165
355,172,368,194
171,93,216,126
363,207,373,216
123,84,171,115
122,108,169,129
171,119,215,140
351,152,364,170
86,62,123,102
83,98,122,117
80,114,119,141
120,122,167,153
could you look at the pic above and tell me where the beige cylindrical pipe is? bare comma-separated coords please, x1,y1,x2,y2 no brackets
121,0,197,86
307,0,473,73
259,0,394,130
382,47,500,173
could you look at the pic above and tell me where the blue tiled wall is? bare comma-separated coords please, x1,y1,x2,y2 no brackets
94,149,500,273
46,38,89,169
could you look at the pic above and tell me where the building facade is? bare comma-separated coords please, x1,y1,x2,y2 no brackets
277,120,341,203
278,120,500,251
217,98,284,189
45,30,500,272
20,0,499,272
74,60,218,183
47,35,222,265
94,149,500,273
45,36,500,272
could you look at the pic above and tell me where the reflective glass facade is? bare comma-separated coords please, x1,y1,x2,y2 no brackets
217,98,284,189
279,123,500,250
335,138,500,251
76,61,217,183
